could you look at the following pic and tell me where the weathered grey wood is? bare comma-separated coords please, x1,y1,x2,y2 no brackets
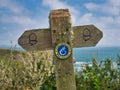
49,9,76,90
18,25,103,50
72,25,103,48
18,28,52,51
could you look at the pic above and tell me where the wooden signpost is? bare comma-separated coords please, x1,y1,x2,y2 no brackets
18,9,103,90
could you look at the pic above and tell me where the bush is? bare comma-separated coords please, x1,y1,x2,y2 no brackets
41,57,120,90
0,51,54,90
40,73,56,90
76,58,120,90
1,49,120,90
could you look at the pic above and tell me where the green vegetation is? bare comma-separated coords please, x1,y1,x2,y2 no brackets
75,58,120,90
41,57,120,90
0,48,120,90
0,49,54,90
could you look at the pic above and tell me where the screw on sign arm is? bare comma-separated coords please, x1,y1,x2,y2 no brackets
49,9,76,90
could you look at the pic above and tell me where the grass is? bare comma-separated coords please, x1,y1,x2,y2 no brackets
0,48,120,90
0,48,23,60
0,48,54,90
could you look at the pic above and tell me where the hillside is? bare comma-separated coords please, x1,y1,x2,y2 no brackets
0,48,23,59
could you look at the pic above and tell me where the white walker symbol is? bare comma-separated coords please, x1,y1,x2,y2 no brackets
55,43,72,60
59,46,67,56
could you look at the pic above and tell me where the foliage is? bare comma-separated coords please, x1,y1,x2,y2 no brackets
0,48,120,90
41,56,120,90
0,50,54,90
76,58,120,90
40,73,56,90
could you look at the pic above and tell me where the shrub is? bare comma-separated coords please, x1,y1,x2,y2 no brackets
1,49,120,90
41,57,120,90
76,58,120,90
0,50,54,90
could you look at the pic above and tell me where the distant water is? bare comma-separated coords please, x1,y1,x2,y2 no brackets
1,45,120,69
1,45,120,61
0,45,23,50
73,47,120,69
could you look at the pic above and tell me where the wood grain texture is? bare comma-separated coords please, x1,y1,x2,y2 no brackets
49,9,76,90
18,28,52,51
72,25,103,48
18,25,103,51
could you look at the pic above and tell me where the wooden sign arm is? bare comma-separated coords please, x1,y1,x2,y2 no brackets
19,25,103,51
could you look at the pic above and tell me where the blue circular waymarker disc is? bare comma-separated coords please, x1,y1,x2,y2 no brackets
54,43,72,60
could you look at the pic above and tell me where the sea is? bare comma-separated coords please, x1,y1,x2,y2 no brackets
0,45,120,70
73,46,120,70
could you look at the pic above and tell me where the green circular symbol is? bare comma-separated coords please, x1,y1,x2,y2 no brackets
54,43,72,60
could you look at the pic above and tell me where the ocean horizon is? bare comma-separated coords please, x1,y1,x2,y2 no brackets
1,45,120,61
73,46,120,69
0,45,120,69
73,46,120,62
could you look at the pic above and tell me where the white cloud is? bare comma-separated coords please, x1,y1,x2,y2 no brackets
79,13,93,25
78,13,120,47
0,0,49,28
85,0,120,16
42,0,79,25
85,3,99,11
43,0,78,14
1,15,37,28
82,0,120,47
0,0,120,47
99,29,120,47
0,0,49,46
109,0,120,7
0,0,27,14
0,0,31,27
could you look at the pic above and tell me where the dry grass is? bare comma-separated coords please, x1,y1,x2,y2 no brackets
0,49,54,90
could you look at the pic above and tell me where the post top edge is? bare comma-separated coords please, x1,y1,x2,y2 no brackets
50,9,69,12
49,8,70,18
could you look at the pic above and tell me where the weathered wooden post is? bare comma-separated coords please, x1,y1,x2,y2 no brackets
18,9,103,90
49,9,76,90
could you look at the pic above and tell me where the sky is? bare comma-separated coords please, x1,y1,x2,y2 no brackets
0,0,120,48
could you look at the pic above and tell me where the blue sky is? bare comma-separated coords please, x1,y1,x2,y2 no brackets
0,0,120,47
